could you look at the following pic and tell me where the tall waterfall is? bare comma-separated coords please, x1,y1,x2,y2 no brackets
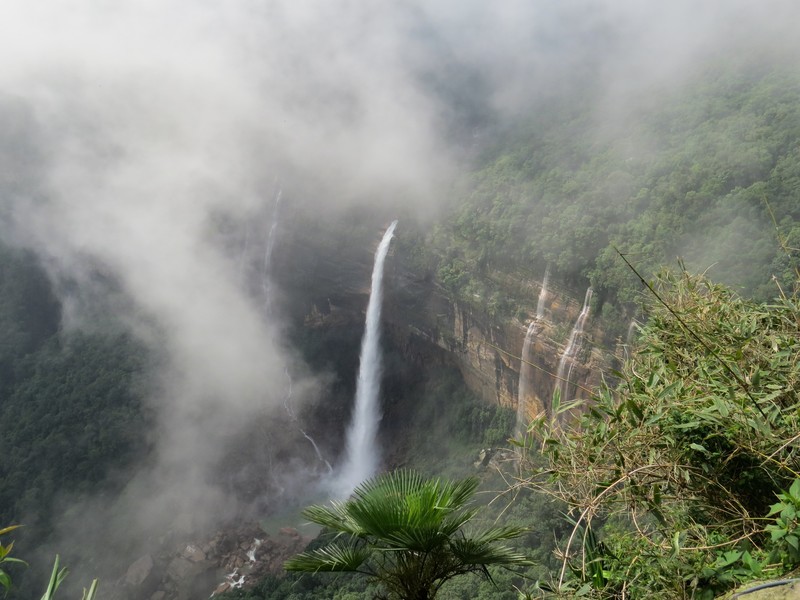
517,267,550,431
333,220,398,498
554,287,593,420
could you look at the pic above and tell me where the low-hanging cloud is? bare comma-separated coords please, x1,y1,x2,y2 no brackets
1,0,799,585
0,0,455,529
0,4,433,571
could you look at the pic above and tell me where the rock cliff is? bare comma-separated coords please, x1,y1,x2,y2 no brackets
276,220,615,429
134,220,624,599
382,254,611,424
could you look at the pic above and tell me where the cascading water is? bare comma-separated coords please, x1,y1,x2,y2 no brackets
261,188,282,315
281,366,332,471
536,266,550,320
260,187,331,471
554,287,593,420
516,267,550,432
624,318,639,360
516,321,538,433
332,220,398,498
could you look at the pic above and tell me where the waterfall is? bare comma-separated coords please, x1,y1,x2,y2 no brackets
517,267,550,432
554,287,593,420
281,366,332,471
261,187,331,471
624,318,639,360
536,266,550,320
333,220,398,498
261,188,282,315
516,320,538,433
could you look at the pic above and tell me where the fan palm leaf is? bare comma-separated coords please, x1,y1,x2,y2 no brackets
284,543,372,573
286,469,529,600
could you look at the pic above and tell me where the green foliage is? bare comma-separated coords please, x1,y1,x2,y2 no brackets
521,270,800,598
429,59,800,318
0,245,152,600
454,402,516,449
765,479,800,567
0,529,96,600
0,526,26,594
0,332,150,534
285,469,531,600
0,244,61,374
39,555,98,600
383,364,516,477
482,406,516,448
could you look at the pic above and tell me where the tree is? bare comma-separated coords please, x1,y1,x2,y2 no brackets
284,469,530,600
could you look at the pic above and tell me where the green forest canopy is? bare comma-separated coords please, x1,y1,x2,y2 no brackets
432,59,800,313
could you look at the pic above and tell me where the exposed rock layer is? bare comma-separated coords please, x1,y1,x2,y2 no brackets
279,223,611,424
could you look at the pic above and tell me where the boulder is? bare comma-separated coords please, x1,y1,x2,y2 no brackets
121,554,159,598
124,555,155,588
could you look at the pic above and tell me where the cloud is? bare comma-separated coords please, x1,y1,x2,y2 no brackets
0,2,463,567
1,0,799,583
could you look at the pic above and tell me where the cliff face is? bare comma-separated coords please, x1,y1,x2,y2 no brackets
144,223,619,599
382,255,610,423
277,222,612,427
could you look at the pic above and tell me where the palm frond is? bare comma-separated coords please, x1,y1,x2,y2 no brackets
449,537,531,567
382,526,449,552
302,503,363,535
466,525,528,545
286,469,522,596
284,543,372,573
439,508,480,537
442,477,480,511
353,469,427,501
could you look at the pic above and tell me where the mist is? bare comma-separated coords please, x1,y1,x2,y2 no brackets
1,0,798,589
0,0,450,538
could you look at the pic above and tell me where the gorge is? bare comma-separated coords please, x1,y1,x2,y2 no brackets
1,2,799,599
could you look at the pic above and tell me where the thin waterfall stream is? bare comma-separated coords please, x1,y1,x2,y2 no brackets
262,188,282,315
261,188,331,471
517,267,550,432
332,220,398,498
554,287,593,420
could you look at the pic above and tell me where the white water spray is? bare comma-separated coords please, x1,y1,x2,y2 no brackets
333,220,398,498
517,267,550,431
554,287,593,419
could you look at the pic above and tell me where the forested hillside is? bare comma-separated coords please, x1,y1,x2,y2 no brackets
219,55,800,599
433,58,800,320
0,243,151,548
1,6,800,599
